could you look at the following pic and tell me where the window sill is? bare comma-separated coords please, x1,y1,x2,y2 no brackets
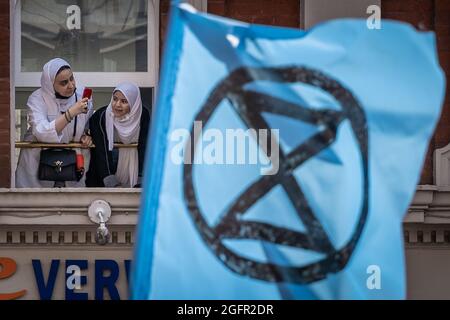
0,188,140,226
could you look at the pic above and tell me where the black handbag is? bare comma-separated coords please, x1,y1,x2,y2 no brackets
38,104,82,182
38,148,78,181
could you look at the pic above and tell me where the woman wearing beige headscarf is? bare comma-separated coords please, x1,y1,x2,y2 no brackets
86,82,150,188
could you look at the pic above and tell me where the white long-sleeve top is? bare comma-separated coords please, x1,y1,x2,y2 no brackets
15,87,93,188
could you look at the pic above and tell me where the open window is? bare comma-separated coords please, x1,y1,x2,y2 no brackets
12,0,160,186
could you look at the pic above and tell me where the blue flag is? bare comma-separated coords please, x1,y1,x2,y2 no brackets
131,3,446,299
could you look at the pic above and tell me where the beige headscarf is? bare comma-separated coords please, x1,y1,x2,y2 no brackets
105,82,142,187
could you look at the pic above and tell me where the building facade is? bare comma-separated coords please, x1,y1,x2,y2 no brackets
0,0,449,299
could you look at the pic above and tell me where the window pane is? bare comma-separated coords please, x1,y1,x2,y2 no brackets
21,0,148,72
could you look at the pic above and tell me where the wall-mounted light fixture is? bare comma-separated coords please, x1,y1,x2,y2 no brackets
88,200,112,245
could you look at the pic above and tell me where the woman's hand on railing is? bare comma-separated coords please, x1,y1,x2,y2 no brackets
80,135,93,148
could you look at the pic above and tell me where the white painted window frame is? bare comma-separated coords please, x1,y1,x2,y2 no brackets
10,0,16,187
10,0,160,188
186,0,207,12
299,0,381,29
13,0,160,88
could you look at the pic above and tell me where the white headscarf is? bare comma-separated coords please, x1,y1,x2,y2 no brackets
105,82,142,187
16,58,92,188
40,58,73,114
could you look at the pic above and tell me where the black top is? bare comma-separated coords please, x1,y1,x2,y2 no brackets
86,105,150,187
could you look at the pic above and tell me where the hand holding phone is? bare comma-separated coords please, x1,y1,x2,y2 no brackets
81,88,92,114
82,88,93,100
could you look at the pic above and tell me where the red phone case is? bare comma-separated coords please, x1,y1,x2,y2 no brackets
82,88,92,99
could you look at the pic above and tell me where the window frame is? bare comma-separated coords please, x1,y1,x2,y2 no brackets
13,0,160,88
299,0,381,29
10,0,160,188
187,0,207,12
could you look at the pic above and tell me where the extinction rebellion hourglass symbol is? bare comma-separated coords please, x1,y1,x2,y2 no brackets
183,66,369,284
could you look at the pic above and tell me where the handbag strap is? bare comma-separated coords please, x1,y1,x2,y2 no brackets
60,93,78,140
73,93,78,139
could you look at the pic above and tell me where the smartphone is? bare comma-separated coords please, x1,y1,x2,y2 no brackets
82,88,93,100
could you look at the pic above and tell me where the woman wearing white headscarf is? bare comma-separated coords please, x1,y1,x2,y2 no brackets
86,82,150,188
15,58,93,187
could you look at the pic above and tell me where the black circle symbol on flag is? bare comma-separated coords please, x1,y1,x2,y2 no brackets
183,66,369,284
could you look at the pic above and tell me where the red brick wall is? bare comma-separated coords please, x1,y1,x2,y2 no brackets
0,2,10,188
382,0,450,185
433,0,450,184
160,0,300,54
160,0,170,57
208,0,300,27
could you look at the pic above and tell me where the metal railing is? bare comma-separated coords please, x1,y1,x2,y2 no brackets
15,142,138,149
